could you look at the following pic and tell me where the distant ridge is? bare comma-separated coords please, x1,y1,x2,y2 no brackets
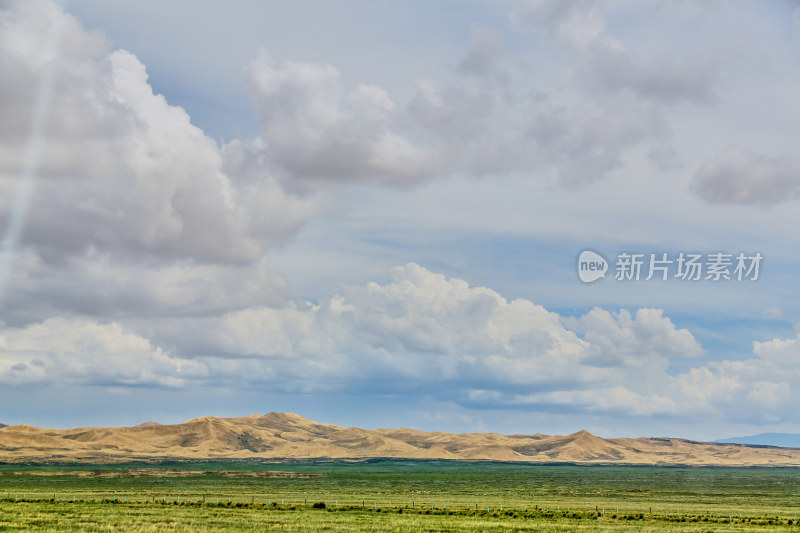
2,412,800,466
715,433,800,448
135,421,161,427
0,423,6,429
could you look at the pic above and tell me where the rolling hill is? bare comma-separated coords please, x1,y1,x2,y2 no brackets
2,412,800,466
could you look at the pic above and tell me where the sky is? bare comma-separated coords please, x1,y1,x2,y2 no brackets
1,0,800,441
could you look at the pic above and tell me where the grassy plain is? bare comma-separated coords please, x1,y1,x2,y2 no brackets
1,460,799,531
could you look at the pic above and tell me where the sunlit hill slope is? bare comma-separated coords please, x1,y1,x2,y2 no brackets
2,412,799,466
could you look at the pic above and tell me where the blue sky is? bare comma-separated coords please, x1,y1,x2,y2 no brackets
1,0,800,441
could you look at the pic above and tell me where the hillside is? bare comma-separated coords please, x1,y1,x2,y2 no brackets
2,412,800,466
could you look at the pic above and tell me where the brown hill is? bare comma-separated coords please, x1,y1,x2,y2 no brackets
1,412,799,466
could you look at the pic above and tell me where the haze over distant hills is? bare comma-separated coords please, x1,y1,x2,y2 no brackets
715,433,800,448
2,413,800,466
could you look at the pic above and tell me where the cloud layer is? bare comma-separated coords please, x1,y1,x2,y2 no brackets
1,0,800,434
0,0,315,325
6,261,793,424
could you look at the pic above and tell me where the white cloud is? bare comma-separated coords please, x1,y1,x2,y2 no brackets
3,256,800,425
0,263,706,418
674,367,741,407
245,50,441,188
0,0,320,325
574,307,704,368
240,1,719,189
670,332,800,419
0,317,205,387
1,250,293,325
746,381,790,409
0,0,316,265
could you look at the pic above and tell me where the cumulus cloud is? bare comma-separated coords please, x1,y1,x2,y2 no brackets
670,333,800,421
0,263,708,417
501,0,724,185
0,0,316,323
572,307,704,368
0,317,205,388
0,250,293,326
240,1,718,188
4,254,800,424
403,67,666,185
245,50,442,188
0,0,316,263
690,147,800,206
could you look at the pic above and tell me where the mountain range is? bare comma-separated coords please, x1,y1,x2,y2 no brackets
2,413,800,466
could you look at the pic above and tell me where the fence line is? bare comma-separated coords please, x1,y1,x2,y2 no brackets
1,493,797,524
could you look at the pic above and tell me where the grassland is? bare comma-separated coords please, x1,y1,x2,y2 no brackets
1,460,800,531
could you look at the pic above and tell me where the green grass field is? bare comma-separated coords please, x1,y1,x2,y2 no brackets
1,460,799,531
